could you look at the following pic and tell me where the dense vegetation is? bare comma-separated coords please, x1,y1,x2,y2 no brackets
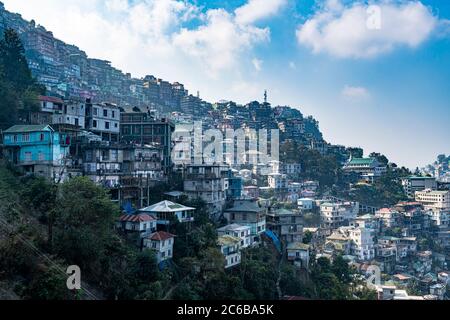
0,29,44,130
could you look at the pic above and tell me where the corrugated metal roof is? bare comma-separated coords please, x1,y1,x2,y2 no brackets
3,124,54,133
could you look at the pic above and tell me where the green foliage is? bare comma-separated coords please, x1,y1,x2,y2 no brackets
0,29,44,129
348,168,408,207
280,141,343,189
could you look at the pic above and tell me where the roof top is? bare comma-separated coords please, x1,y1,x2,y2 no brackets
226,200,266,213
147,231,175,241
287,242,310,250
3,124,54,133
39,95,64,104
218,235,241,246
140,200,195,213
217,223,250,232
347,157,377,165
118,214,155,223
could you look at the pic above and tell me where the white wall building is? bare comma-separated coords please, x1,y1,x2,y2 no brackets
217,224,253,248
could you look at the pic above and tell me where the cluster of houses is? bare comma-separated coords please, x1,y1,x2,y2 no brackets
304,188,450,300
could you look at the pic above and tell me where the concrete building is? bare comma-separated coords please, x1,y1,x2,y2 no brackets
224,199,267,242
85,101,120,142
266,209,303,244
139,200,195,226
218,235,242,269
217,224,253,248
120,110,175,173
402,176,437,198
320,202,359,229
143,231,175,263
183,164,228,217
2,125,71,182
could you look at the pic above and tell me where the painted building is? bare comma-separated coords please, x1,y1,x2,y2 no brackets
2,125,71,181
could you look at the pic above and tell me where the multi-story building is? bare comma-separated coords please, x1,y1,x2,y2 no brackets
80,140,122,188
183,164,228,217
85,100,120,142
224,199,267,242
143,231,175,264
402,176,437,198
266,209,303,244
320,202,359,229
325,226,375,262
120,110,175,173
415,189,450,210
218,235,242,269
415,189,450,227
268,173,288,190
2,125,71,182
375,208,400,229
217,224,253,249
343,157,387,181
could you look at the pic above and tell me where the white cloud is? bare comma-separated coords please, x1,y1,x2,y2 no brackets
235,0,287,25
289,61,297,70
1,0,284,94
172,9,269,76
342,85,370,101
296,1,439,58
252,58,263,71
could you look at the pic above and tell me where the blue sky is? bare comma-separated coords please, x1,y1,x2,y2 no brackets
2,0,449,168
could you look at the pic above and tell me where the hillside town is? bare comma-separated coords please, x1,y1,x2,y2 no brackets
0,2,449,301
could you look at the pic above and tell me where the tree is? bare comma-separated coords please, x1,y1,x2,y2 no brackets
0,29,44,129
52,177,120,279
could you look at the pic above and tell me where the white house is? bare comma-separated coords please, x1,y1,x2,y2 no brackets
298,198,314,211
217,224,253,248
218,235,242,269
143,231,175,263
116,214,157,235
140,200,195,226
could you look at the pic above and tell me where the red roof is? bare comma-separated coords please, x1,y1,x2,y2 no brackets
148,231,175,241
119,214,155,223
39,95,64,104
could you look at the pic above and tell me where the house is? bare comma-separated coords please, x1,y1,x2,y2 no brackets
140,200,195,226
268,173,288,191
218,235,242,269
429,283,446,300
320,202,359,229
224,199,267,242
266,209,303,244
85,100,120,142
183,164,228,218
217,224,253,248
343,157,386,181
143,231,175,263
287,243,310,269
116,214,157,235
298,198,314,211
402,176,437,198
375,208,400,229
350,214,380,231
2,125,71,182
325,227,375,262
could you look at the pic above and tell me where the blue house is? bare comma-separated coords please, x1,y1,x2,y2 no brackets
2,125,71,180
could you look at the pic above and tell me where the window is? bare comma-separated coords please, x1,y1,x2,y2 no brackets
105,122,110,130
112,111,115,118
93,120,97,128
103,109,108,117
114,123,118,128
38,152,45,161
13,135,18,142
93,108,98,116
24,152,32,162
22,134,30,142
40,133,45,141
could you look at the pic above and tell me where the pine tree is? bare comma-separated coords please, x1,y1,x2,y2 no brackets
0,28,43,129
